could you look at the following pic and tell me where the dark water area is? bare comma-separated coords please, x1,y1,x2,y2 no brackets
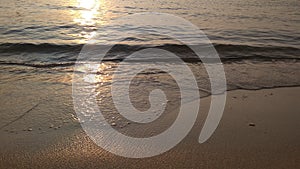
0,43,299,66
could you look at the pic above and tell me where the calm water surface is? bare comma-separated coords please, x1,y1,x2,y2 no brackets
0,0,299,64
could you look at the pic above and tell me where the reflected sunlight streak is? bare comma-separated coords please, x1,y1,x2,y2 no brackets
82,63,112,84
74,0,100,25
78,0,99,10
72,0,108,43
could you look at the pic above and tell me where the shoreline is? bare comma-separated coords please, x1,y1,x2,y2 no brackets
1,86,299,168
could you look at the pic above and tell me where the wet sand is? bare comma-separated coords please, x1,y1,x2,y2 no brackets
1,87,299,169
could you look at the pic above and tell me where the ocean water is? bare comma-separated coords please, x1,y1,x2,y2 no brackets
0,0,299,94
0,0,299,64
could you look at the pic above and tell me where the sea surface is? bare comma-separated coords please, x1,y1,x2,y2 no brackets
0,0,299,101
0,0,299,64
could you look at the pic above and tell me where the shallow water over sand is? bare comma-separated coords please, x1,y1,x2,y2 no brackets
1,61,300,132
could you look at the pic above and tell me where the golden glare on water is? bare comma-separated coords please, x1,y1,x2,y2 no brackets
81,63,112,84
70,0,109,43
74,0,100,25
77,0,99,10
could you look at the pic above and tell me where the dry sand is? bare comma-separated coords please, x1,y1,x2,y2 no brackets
0,87,299,169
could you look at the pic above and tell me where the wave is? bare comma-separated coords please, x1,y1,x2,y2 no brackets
0,61,75,68
0,43,299,66
0,43,83,54
214,43,300,59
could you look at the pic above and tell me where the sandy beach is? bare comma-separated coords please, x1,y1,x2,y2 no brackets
1,87,299,169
